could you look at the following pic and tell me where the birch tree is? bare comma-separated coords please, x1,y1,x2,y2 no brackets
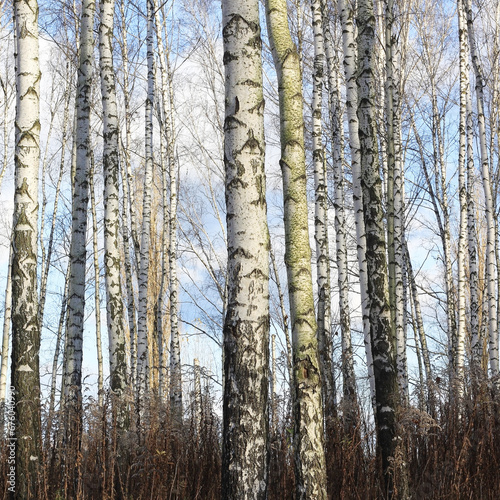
265,0,327,495
338,0,376,403
99,0,128,406
464,0,499,376
136,0,155,408
221,0,270,495
322,0,358,430
11,0,43,495
63,1,96,474
311,0,335,433
357,0,398,492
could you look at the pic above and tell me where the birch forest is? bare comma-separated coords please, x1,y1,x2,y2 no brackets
1,0,500,497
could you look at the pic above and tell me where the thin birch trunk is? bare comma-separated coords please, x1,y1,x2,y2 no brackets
338,0,375,404
322,10,357,428
152,0,182,420
46,263,70,448
221,0,270,494
311,0,335,427
357,0,398,492
456,0,469,395
464,0,499,376
385,0,407,404
270,247,293,385
39,73,71,331
99,0,128,404
0,246,12,422
265,0,327,495
405,243,434,415
157,142,170,399
11,0,43,494
90,154,104,406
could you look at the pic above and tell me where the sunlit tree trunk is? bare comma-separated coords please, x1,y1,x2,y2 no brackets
322,6,357,429
265,0,327,495
152,0,182,419
90,154,104,405
99,0,128,406
136,0,155,408
385,0,407,404
456,0,469,395
338,0,375,403
0,245,12,427
357,0,398,493
11,0,43,495
464,0,499,376
311,0,335,430
221,0,270,495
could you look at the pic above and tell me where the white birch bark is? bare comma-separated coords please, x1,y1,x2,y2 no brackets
311,0,335,427
265,0,327,495
456,0,469,394
11,0,42,494
322,8,357,428
385,0,407,404
221,0,270,494
464,0,499,376
0,246,12,408
136,0,155,406
64,0,95,426
466,87,481,370
99,0,128,400
90,155,104,405
151,0,182,418
338,0,375,403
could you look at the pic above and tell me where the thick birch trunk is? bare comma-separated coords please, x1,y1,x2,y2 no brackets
265,0,327,496
221,0,270,495
338,0,375,403
136,0,155,407
357,0,398,493
99,0,128,403
12,0,43,495
64,0,95,439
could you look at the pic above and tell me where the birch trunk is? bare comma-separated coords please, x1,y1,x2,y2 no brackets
221,0,270,494
464,0,499,376
99,0,128,403
11,0,42,495
322,8,357,428
385,0,407,404
64,0,95,447
152,0,182,419
357,0,398,492
136,0,155,407
456,0,469,395
311,0,335,427
338,0,375,403
0,245,12,420
466,87,481,370
90,155,104,405
265,0,327,495
46,264,70,448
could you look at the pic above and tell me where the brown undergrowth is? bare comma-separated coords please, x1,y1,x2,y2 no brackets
1,380,500,499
